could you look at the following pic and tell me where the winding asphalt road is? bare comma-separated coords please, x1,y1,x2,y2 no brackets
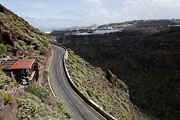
49,44,104,120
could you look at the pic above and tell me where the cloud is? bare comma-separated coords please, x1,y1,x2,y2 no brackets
82,0,103,7
2,0,180,28
119,0,180,20
82,0,180,25
91,0,180,23
80,0,112,24
24,0,180,27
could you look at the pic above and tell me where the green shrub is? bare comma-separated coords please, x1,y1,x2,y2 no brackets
33,40,40,47
103,104,109,111
24,85,49,100
0,70,12,89
17,98,38,118
15,41,27,50
18,40,26,46
13,26,21,32
41,39,49,48
86,88,95,98
0,44,7,55
40,46,48,53
43,70,49,79
38,63,41,68
67,48,71,52
67,66,73,75
14,42,23,50
27,46,33,52
75,65,83,73
74,80,80,87
22,45,27,50
0,90,15,105
17,91,73,120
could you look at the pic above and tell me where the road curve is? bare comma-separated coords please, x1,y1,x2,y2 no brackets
49,44,104,120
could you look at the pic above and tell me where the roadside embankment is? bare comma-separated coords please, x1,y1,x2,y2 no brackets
62,47,117,120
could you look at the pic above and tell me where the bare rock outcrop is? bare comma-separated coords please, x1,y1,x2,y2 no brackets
106,69,128,93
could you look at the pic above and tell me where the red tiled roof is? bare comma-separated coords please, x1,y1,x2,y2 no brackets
0,60,18,70
10,59,35,69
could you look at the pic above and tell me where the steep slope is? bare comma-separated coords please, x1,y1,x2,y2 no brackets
17,85,72,120
57,26,180,120
0,4,72,120
66,49,157,119
0,4,50,65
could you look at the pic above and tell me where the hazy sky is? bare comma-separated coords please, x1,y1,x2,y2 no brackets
1,0,180,28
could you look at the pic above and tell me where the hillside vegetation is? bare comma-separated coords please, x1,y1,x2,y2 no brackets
17,85,72,120
0,4,73,120
0,69,12,89
66,49,156,120
59,26,180,120
0,3,50,65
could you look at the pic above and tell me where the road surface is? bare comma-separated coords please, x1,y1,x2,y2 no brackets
49,44,104,120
